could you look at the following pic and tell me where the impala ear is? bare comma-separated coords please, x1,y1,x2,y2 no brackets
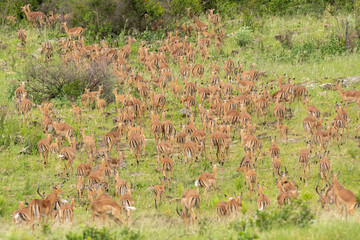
240,192,243,200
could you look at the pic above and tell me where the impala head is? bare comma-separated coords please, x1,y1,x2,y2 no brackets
52,183,64,195
21,6,27,13
333,81,341,91
234,192,243,206
258,182,266,194
331,171,340,184
236,165,247,173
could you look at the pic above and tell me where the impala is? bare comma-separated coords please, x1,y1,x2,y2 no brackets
176,189,201,228
62,22,85,40
115,173,130,197
76,153,94,178
275,124,289,144
37,134,51,168
319,151,331,187
105,123,122,153
257,183,271,210
331,171,357,216
17,29,27,46
72,103,81,123
277,188,299,208
28,183,64,228
195,165,217,199
52,121,74,147
160,157,174,190
333,81,360,110
153,177,166,209
20,93,33,125
236,166,257,199
90,194,127,225
225,193,243,219
58,138,77,177
304,96,321,118
119,188,135,225
80,128,96,156
77,176,85,200
13,200,30,226
216,200,228,221
60,198,75,224
298,141,312,182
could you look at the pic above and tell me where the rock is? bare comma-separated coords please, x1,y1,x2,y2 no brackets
341,76,360,87
320,83,334,90
0,59,7,69
179,108,191,117
0,42,7,50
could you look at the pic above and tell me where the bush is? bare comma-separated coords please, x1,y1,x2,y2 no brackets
66,226,142,240
66,226,115,240
22,60,116,103
235,26,253,47
255,200,315,231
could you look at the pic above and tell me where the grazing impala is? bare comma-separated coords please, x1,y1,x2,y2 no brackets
277,187,299,208
225,193,243,220
13,200,31,226
331,171,357,216
90,193,127,226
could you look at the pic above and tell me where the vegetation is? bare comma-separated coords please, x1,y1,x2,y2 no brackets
1,1,360,240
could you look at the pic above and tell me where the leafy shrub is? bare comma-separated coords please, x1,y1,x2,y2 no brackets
235,26,253,47
0,195,5,217
255,200,314,231
66,226,142,240
23,60,115,103
66,226,115,240
228,220,259,240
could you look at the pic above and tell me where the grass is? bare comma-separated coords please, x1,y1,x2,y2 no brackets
1,12,360,239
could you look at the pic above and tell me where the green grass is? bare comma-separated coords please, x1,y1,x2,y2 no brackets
1,12,360,240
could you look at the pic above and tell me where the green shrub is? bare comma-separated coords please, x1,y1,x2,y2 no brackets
235,26,253,47
22,60,115,103
255,200,315,231
66,226,116,240
228,220,259,240
0,195,6,217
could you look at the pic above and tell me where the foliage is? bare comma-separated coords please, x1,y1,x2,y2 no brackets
235,26,254,47
66,226,116,240
22,60,115,103
255,200,315,231
66,227,142,240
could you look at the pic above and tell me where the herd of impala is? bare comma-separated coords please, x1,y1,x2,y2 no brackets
10,5,360,230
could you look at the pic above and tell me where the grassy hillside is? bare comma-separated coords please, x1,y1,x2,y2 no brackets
1,12,360,240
